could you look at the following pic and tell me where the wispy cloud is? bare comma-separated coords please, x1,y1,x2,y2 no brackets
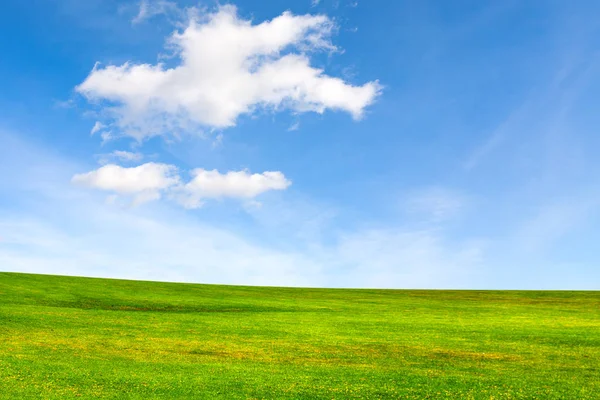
90,121,105,136
404,187,465,222
0,131,485,288
112,150,143,163
464,19,598,172
515,193,600,254
131,0,182,24
287,121,300,132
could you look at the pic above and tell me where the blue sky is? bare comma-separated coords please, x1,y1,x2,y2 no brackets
1,0,599,288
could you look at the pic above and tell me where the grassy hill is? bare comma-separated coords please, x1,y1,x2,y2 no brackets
0,272,598,399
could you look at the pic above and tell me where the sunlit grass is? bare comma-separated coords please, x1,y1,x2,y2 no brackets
0,272,598,399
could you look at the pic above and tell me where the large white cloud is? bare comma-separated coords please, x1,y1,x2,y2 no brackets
71,163,290,207
76,5,381,140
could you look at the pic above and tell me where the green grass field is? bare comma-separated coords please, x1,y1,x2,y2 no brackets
0,272,598,399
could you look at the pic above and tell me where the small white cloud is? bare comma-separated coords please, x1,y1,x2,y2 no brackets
132,0,181,24
173,169,291,209
90,121,116,144
287,121,300,131
100,131,115,144
72,163,290,208
54,99,75,109
96,150,144,165
244,199,263,209
211,132,224,148
72,162,179,205
90,121,105,136
112,150,144,162
311,0,321,6
77,5,381,141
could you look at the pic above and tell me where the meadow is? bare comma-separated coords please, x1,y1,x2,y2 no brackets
0,272,598,399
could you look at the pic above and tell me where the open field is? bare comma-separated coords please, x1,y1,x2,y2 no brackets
0,272,599,399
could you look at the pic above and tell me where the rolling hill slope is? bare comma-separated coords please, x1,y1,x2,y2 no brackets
0,272,599,399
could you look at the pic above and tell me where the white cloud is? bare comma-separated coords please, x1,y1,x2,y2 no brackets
89,121,116,144
0,214,484,288
132,0,181,24
17,130,598,289
287,121,300,131
90,121,105,135
97,150,144,165
174,169,292,209
0,212,323,287
100,131,114,143
71,163,291,208
54,99,75,109
76,5,381,140
71,162,179,204
211,132,224,148
111,150,144,162
0,132,484,288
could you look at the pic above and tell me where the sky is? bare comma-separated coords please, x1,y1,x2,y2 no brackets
1,0,599,289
